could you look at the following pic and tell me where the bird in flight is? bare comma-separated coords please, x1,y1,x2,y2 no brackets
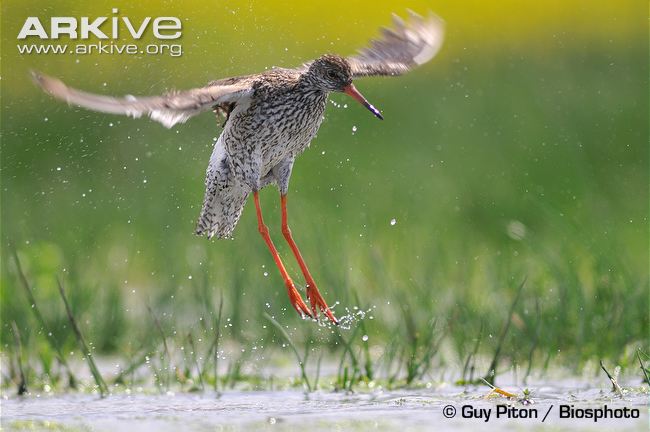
32,11,445,325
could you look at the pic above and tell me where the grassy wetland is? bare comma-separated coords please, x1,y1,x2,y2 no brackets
1,0,648,430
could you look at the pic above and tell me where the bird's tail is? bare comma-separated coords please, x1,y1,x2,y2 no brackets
195,137,250,239
195,180,249,239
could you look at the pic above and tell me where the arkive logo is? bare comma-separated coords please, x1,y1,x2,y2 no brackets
16,9,183,57
18,9,182,40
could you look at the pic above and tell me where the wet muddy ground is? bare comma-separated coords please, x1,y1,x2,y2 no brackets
3,379,647,431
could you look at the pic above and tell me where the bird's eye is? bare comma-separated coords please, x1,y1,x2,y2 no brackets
326,70,337,79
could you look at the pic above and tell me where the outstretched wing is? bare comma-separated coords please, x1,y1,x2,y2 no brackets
347,11,444,78
31,71,253,128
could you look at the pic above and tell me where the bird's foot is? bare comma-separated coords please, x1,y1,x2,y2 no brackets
286,284,313,319
307,285,339,325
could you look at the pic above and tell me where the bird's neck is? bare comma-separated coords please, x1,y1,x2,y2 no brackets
297,72,329,96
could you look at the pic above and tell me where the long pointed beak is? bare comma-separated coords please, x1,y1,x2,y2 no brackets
343,84,383,120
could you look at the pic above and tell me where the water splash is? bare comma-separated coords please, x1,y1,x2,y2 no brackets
329,304,376,330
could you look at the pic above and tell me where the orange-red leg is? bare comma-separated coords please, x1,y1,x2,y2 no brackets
281,195,338,324
253,192,312,319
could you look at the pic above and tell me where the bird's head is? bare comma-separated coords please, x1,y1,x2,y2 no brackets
308,54,352,90
307,54,383,120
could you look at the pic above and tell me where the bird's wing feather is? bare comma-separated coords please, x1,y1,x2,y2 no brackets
31,71,253,128
347,11,444,78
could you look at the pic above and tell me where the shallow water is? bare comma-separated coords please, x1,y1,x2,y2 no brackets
2,381,648,431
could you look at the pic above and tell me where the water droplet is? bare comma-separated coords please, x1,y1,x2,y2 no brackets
506,220,527,240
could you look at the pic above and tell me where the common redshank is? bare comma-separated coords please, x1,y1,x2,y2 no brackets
32,11,444,324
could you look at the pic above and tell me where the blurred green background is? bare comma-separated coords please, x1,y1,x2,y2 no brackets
1,0,647,378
